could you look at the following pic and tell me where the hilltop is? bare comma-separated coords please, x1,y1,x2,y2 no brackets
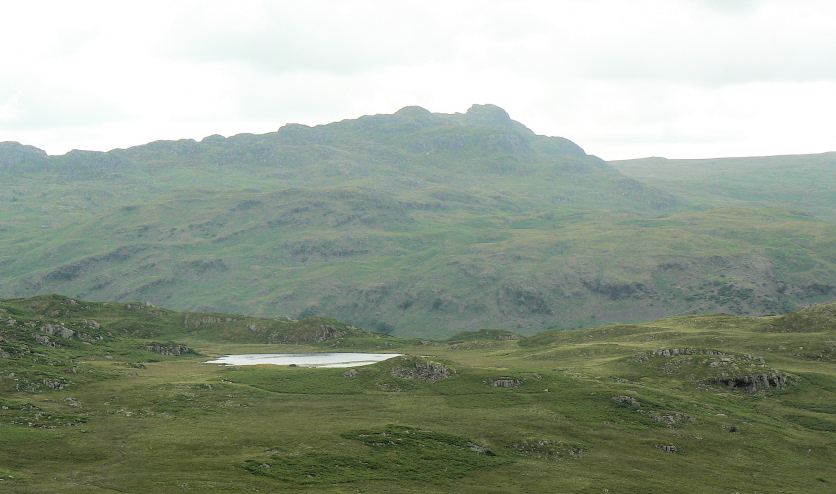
1,105,835,338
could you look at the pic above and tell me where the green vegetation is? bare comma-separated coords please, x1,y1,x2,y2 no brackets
0,295,834,492
2,106,835,338
609,153,836,221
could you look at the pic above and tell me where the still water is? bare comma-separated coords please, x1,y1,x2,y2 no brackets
205,352,401,368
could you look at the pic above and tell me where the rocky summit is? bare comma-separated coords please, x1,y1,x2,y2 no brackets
1,106,835,338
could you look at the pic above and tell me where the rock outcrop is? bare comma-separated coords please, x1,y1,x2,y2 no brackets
490,378,521,388
32,334,58,348
143,343,190,356
281,324,345,344
41,324,74,339
713,373,789,392
391,360,451,382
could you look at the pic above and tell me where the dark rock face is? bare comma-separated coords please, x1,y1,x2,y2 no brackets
713,373,789,392
144,343,190,356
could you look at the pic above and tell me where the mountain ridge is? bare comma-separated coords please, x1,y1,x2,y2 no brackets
1,105,834,338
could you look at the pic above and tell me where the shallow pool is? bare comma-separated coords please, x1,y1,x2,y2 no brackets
205,352,401,368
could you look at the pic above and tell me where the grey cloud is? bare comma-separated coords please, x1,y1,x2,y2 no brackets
0,78,125,131
160,2,460,76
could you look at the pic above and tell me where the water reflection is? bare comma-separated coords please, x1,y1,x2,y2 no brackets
205,352,401,368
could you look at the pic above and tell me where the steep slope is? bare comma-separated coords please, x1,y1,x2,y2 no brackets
1,106,835,337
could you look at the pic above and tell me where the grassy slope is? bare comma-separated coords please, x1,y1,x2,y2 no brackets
3,114,836,337
609,153,836,221
1,295,834,492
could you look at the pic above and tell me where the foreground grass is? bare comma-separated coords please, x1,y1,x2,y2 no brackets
1,298,834,492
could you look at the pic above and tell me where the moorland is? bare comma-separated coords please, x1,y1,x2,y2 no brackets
0,294,834,492
1,105,835,492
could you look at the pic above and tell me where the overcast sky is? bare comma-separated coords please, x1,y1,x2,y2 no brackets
1,0,835,160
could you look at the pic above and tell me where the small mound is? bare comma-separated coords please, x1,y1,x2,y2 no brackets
244,424,507,485
389,355,452,382
756,303,836,333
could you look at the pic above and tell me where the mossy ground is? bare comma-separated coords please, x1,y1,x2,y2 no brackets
0,298,834,492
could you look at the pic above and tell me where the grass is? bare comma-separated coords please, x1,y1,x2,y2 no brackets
2,109,835,338
0,296,834,491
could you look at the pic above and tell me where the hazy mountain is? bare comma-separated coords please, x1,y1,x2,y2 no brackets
1,105,834,338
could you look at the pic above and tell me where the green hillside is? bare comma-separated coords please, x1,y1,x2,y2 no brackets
1,295,834,492
2,106,835,338
610,153,836,221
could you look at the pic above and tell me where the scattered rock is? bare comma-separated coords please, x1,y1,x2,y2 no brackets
41,323,74,339
343,368,358,378
143,343,190,355
645,412,694,424
613,395,640,407
511,439,584,461
653,348,695,357
491,378,521,388
42,379,68,390
280,324,346,344
723,424,741,433
184,315,235,328
656,444,678,454
468,443,496,455
32,334,59,348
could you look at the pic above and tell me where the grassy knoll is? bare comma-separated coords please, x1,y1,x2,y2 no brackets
0,296,834,492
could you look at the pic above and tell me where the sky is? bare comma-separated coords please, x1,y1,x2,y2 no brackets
1,0,835,161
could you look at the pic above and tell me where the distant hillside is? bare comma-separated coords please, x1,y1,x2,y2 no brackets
609,153,836,221
1,106,835,338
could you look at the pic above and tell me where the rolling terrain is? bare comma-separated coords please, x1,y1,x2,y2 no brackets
610,153,836,221
0,295,834,492
1,105,835,338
